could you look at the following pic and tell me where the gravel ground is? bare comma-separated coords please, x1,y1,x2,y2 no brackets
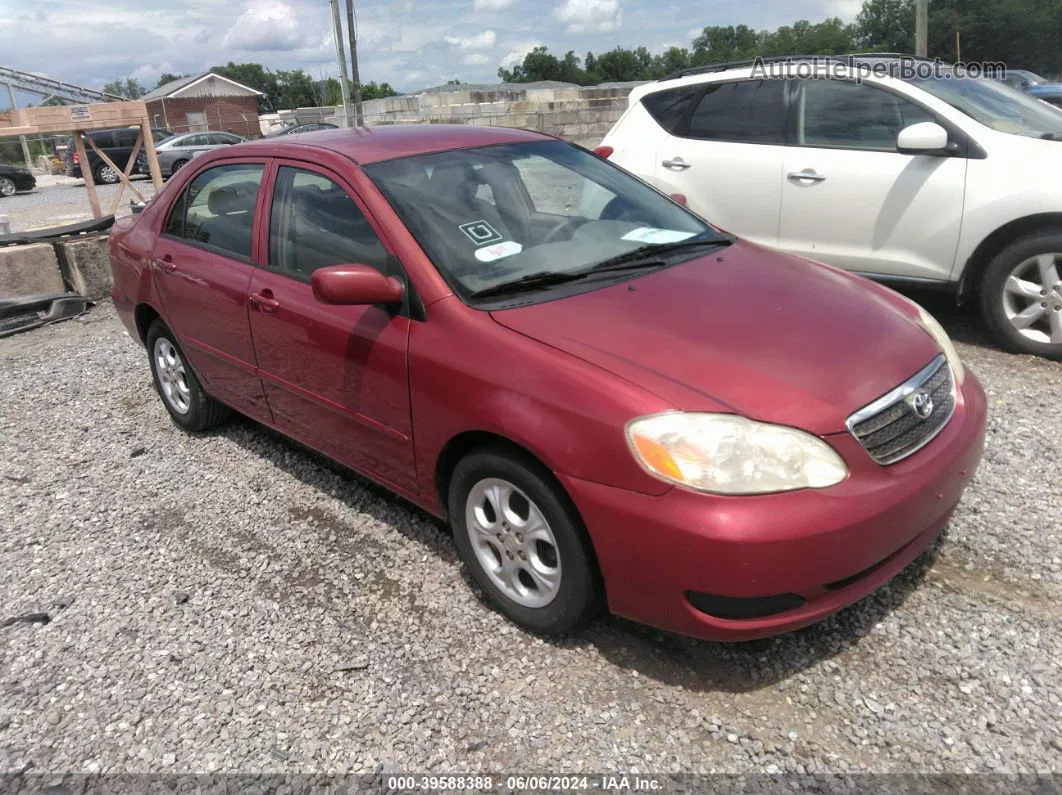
1,177,158,232
0,294,1060,783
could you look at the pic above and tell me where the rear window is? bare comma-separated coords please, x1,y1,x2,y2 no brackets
687,79,787,144
641,86,700,134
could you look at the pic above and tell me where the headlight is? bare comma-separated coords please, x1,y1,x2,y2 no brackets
625,412,848,495
916,306,965,384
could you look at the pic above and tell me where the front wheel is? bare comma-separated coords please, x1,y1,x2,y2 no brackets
448,448,601,635
980,232,1062,360
95,164,119,185
146,320,230,432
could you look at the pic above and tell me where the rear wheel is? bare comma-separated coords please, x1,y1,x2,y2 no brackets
448,447,601,635
170,159,189,176
95,163,119,185
980,232,1062,360
146,320,230,432
0,177,15,198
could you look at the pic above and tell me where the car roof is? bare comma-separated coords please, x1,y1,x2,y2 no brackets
237,123,553,165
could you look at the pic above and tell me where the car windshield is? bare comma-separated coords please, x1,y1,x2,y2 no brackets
907,74,1062,138
364,140,721,301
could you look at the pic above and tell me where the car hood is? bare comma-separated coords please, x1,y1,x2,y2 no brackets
490,241,942,435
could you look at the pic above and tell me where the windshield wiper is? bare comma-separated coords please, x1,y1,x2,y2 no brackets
469,270,588,299
587,235,733,274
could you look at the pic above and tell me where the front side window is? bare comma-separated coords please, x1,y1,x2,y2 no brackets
268,166,389,281
687,79,787,144
164,163,263,260
365,140,719,302
905,74,1062,139
797,79,935,151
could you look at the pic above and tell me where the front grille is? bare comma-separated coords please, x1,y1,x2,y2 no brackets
847,355,956,465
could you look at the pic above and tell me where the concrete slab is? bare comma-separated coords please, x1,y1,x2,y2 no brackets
56,235,111,302
0,243,65,298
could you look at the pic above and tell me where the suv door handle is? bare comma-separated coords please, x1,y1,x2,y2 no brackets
249,290,280,313
662,157,692,171
787,169,827,183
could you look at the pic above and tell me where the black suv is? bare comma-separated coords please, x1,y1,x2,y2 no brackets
65,127,173,184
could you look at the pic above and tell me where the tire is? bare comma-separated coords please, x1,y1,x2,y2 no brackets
448,446,601,635
0,176,15,198
95,163,119,185
170,159,189,176
979,231,1062,360
146,319,231,432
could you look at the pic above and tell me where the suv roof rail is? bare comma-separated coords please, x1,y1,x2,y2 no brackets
659,52,945,82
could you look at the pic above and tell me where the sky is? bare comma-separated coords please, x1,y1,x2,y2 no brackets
0,0,864,99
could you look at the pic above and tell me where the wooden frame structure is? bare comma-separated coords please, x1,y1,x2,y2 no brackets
0,100,163,219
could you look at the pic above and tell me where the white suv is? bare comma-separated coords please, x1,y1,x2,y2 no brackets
595,55,1062,359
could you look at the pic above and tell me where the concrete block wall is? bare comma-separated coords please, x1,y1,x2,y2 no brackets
269,82,644,148
0,236,112,301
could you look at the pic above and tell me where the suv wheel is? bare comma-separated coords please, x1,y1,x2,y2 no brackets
980,232,1062,360
95,164,119,185
0,177,15,198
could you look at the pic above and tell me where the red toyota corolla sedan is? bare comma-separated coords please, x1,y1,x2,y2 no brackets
108,124,987,642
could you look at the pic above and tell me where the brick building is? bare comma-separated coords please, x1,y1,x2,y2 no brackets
141,73,263,139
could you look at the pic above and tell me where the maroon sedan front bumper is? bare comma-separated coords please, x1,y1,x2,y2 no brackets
560,371,988,642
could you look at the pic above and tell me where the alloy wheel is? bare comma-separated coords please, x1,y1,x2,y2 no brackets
0,177,15,197
154,337,191,415
1003,253,1062,345
464,478,562,608
98,165,118,184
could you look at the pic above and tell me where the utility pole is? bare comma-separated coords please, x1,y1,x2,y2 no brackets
346,0,364,127
329,0,353,127
915,0,929,57
5,82,34,173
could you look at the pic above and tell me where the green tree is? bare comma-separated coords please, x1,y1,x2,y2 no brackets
156,72,186,88
209,62,281,111
498,47,590,84
274,69,318,108
854,0,915,52
361,81,398,100
690,25,762,65
102,77,146,99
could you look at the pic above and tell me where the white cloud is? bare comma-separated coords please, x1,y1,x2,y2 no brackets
129,62,175,86
462,53,491,66
444,30,498,50
474,0,516,9
553,0,622,33
825,0,862,19
499,41,541,68
222,1,311,52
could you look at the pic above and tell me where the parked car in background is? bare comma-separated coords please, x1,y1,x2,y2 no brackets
65,127,173,184
596,54,1062,359
1028,84,1062,110
108,125,986,643
263,122,339,138
156,131,246,177
0,163,36,197
994,68,1057,92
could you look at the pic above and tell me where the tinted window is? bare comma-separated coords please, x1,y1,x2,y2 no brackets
113,129,139,147
268,167,389,280
165,163,263,260
642,86,699,133
688,80,786,144
88,131,117,148
799,79,936,151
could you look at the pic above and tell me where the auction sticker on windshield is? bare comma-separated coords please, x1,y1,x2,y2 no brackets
622,228,697,245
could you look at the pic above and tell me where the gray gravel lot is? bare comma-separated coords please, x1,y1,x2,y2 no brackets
1,177,158,232
0,295,1060,779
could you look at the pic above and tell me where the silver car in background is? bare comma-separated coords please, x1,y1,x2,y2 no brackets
156,132,246,177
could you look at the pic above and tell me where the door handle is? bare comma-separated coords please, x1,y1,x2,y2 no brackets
150,254,176,274
787,169,827,183
249,290,280,313
662,157,692,171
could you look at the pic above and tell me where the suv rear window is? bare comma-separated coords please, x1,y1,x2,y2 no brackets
688,79,787,144
641,86,700,134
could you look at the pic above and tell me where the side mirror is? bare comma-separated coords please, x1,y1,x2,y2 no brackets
311,264,405,306
897,122,950,155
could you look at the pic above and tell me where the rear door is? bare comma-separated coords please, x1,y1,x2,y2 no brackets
247,160,416,491
778,78,967,281
651,78,788,246
150,159,270,418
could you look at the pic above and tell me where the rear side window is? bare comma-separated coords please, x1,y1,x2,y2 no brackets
113,129,139,147
88,131,117,148
641,86,700,134
164,163,263,261
687,79,787,144
268,166,390,280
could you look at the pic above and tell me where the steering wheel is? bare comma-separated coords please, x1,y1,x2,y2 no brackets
541,216,587,245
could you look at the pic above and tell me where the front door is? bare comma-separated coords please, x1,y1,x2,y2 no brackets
247,161,416,492
778,78,967,281
151,160,269,418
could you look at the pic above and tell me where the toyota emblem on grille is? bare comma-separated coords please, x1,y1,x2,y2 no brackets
910,391,934,419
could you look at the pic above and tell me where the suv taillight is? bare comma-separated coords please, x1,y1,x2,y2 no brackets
593,146,614,159
72,151,80,165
